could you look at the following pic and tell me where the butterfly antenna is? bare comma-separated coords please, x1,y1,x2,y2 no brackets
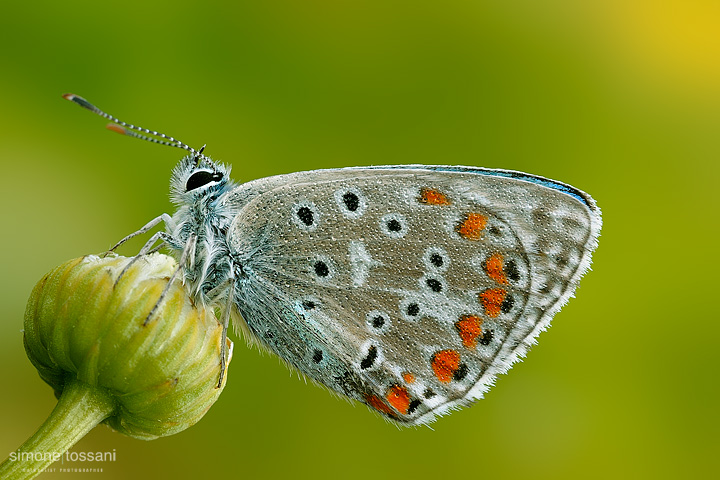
63,93,205,160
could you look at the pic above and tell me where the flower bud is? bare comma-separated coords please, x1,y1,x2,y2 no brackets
23,253,231,440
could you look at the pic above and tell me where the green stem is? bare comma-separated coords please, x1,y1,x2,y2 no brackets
0,378,116,480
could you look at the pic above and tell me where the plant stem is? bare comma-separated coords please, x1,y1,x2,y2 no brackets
0,378,116,480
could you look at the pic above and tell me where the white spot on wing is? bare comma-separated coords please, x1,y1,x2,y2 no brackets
349,241,381,287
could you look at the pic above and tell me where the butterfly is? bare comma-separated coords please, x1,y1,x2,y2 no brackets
64,94,601,425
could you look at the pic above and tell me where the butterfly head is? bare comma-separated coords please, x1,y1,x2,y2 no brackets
170,152,233,206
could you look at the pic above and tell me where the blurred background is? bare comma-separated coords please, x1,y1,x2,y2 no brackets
1,1,718,479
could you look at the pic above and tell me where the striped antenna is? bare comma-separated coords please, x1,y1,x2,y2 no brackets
63,93,206,164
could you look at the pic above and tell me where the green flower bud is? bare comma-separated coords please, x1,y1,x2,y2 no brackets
23,253,231,440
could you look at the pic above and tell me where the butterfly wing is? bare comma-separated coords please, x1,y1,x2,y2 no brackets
226,165,601,425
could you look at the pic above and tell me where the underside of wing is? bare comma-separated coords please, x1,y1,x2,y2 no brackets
226,166,601,425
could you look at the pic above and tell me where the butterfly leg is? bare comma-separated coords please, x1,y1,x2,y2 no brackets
143,234,197,326
217,278,235,388
145,243,166,255
103,213,173,256
113,229,178,287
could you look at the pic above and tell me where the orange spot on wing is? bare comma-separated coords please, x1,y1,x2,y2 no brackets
419,187,451,205
484,253,508,285
402,372,416,384
431,350,461,383
456,213,488,240
386,385,411,414
365,394,396,416
455,315,484,349
480,288,507,318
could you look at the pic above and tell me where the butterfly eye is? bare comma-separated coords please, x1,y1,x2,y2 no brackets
185,170,223,192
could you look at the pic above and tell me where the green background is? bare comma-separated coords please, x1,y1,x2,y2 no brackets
1,1,718,479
